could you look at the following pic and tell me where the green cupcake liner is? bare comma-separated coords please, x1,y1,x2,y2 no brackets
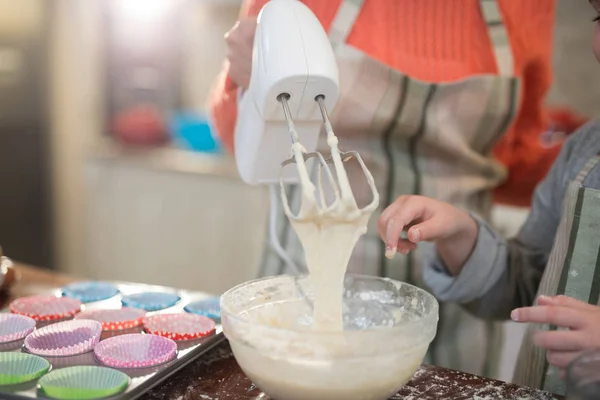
0,352,50,386
38,366,129,399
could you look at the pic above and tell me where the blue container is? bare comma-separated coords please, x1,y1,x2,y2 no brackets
169,112,222,153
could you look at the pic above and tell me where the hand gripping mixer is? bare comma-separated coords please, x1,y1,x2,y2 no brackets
234,0,379,274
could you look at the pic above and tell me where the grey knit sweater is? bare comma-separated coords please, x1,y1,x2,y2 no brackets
423,120,600,319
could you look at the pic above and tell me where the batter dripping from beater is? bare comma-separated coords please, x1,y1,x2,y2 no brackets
280,96,379,331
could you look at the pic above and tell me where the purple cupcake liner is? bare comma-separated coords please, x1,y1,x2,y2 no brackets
24,319,102,357
94,333,177,368
0,313,36,343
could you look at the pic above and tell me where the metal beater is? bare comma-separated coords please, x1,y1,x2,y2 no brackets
278,94,379,222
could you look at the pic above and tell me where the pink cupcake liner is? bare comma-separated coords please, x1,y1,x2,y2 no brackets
143,313,216,341
0,313,36,343
75,308,146,331
24,319,102,357
10,295,82,321
94,333,177,368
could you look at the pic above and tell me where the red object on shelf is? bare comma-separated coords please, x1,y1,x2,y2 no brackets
112,105,168,146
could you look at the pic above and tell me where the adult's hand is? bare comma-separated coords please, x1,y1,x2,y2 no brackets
224,17,257,90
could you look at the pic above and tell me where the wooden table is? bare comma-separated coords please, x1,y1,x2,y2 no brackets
0,264,75,306
142,339,563,400
2,265,564,400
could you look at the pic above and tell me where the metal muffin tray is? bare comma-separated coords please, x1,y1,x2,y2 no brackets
0,281,226,399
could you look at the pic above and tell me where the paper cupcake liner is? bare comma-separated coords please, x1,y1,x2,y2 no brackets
0,352,50,386
38,366,129,400
143,313,216,341
121,292,180,311
25,319,102,357
10,295,82,321
184,297,221,321
61,281,120,303
94,333,177,368
0,313,36,343
74,307,146,331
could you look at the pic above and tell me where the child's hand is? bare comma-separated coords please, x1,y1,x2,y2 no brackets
511,295,600,374
378,195,478,274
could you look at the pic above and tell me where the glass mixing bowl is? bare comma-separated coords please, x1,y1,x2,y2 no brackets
220,274,439,400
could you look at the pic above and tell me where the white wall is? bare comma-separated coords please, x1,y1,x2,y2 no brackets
547,0,600,118
182,2,240,111
0,0,43,38
49,0,104,275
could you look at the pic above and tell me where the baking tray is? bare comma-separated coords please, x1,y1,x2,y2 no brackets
0,281,226,399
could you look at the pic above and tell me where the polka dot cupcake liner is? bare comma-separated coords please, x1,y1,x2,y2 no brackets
74,307,146,331
10,295,82,322
184,297,221,321
38,366,129,400
61,281,120,303
143,313,216,341
0,313,36,343
121,292,181,312
24,319,102,357
94,333,177,369
0,352,50,386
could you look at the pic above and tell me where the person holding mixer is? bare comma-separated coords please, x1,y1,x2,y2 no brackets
208,0,584,378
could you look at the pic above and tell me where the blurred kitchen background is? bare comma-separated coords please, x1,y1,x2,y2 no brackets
0,0,597,381
0,0,267,292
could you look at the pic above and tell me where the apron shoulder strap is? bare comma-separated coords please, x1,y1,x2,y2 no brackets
479,0,515,77
328,0,365,49
574,153,600,185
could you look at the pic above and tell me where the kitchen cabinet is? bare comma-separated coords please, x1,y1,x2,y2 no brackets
82,145,269,295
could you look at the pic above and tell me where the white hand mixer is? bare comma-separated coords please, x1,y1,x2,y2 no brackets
234,0,379,274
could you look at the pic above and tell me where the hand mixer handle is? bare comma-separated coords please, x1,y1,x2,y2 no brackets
234,0,340,185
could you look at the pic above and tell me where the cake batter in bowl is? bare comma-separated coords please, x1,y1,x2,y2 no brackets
221,274,439,400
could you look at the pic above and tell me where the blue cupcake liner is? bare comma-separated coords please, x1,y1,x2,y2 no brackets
121,292,180,312
62,281,120,303
184,297,221,321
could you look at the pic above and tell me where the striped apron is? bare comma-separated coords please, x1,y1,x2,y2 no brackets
513,154,600,395
258,0,521,377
